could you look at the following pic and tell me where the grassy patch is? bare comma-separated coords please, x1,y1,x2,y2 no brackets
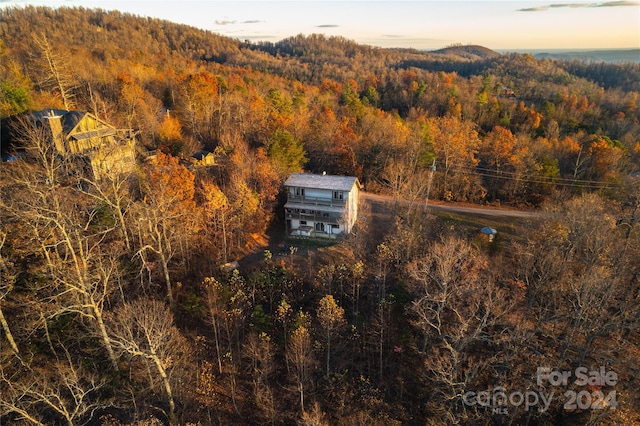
434,210,533,243
284,236,339,249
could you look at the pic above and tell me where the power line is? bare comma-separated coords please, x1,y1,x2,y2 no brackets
446,165,616,190
470,164,617,186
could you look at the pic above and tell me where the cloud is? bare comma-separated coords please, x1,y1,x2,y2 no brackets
243,20,261,24
316,24,339,28
215,20,236,26
549,3,591,7
518,3,589,11
517,1,638,11
595,0,639,6
517,6,551,11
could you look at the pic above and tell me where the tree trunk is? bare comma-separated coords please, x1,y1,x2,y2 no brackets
93,305,119,371
298,381,305,414
212,315,223,374
116,207,131,251
35,33,74,110
160,251,174,309
0,307,21,359
151,354,176,423
379,308,384,382
221,211,228,264
326,333,331,376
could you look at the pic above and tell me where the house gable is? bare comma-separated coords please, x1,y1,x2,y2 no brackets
66,112,115,138
66,112,118,154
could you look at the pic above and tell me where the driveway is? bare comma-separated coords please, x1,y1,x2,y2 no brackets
362,192,541,219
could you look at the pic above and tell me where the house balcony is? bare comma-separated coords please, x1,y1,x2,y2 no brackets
285,211,341,224
287,195,346,207
289,227,341,239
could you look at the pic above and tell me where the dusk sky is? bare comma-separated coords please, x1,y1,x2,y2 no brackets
2,1,639,51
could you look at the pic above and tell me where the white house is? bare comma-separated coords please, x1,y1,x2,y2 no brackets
284,172,360,238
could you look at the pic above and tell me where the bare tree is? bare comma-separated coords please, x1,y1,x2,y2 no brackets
32,33,77,110
134,203,179,307
9,115,64,187
108,299,187,423
316,294,346,376
204,274,249,378
243,332,277,422
203,277,225,375
510,221,572,326
406,236,512,421
3,122,122,370
16,190,122,370
382,156,432,214
0,354,106,426
287,324,314,415
549,194,638,360
407,236,485,349
81,173,134,251
0,229,22,361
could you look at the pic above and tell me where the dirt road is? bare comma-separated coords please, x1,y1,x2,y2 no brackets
362,192,541,219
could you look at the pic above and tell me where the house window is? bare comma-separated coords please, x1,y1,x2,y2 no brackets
300,221,307,225
296,187,305,196
333,191,343,200
322,212,329,217
315,222,325,232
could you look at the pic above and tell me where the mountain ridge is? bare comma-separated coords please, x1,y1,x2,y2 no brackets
533,48,640,63
430,44,501,60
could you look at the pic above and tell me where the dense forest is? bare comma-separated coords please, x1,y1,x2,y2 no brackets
0,6,639,425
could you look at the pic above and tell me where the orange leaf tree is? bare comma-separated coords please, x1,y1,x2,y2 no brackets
136,151,196,308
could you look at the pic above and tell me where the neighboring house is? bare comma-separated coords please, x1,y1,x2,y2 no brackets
190,150,216,166
501,86,516,98
284,172,361,238
31,108,137,180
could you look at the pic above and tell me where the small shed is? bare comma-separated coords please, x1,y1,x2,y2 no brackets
480,226,497,242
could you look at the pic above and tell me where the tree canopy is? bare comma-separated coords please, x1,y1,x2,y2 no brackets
0,6,639,425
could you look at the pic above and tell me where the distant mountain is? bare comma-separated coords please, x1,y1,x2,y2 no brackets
1,6,638,96
431,45,501,61
533,49,640,64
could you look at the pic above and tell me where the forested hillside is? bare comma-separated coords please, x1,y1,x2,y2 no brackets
0,6,639,425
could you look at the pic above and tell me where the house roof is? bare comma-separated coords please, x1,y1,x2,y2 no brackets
285,173,359,191
69,128,117,140
31,109,115,136
31,109,85,134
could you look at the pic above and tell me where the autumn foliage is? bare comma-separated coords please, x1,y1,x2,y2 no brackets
0,6,639,426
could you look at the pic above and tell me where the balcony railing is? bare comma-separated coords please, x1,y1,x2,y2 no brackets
285,212,340,224
287,195,345,207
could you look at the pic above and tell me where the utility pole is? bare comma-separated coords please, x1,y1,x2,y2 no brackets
425,158,436,211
